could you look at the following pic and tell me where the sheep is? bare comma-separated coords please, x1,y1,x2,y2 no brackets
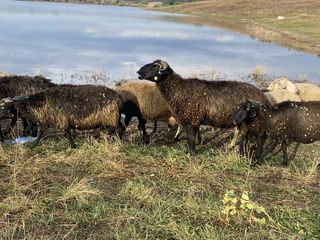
267,77,320,101
0,85,124,148
137,59,270,154
264,89,301,106
115,80,178,143
0,75,56,100
0,75,57,140
0,71,15,77
234,100,320,166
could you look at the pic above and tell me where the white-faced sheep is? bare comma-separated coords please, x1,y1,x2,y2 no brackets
0,85,124,148
234,100,320,166
137,59,270,154
267,77,320,101
115,80,178,143
264,89,301,106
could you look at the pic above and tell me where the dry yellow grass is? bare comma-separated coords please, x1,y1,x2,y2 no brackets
0,125,319,239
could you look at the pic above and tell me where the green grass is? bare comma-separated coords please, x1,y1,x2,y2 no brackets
0,130,319,239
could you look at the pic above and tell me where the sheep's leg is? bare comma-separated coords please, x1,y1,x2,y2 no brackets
184,124,198,154
22,118,36,136
261,140,278,160
124,114,132,127
253,133,267,165
281,142,289,166
290,142,300,161
174,124,183,141
152,121,157,134
116,120,126,139
239,134,248,156
65,128,76,148
137,117,149,144
0,128,4,142
229,127,240,149
197,131,202,145
140,119,150,144
29,125,47,148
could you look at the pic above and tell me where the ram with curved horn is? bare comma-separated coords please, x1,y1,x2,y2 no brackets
137,59,270,154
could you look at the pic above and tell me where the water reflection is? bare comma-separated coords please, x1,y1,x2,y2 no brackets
0,0,319,85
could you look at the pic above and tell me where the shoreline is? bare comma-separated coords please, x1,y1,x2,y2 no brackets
155,4,320,57
166,15,320,57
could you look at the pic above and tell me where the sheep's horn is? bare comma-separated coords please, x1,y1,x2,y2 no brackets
154,60,168,71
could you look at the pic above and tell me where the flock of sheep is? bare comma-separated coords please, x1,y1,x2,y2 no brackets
1,59,320,166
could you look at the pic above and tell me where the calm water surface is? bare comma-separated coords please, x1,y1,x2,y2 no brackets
1,0,320,85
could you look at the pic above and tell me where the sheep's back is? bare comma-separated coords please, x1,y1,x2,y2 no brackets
163,79,269,127
25,85,121,129
0,75,55,99
271,101,320,143
264,89,301,106
116,81,172,121
295,83,320,101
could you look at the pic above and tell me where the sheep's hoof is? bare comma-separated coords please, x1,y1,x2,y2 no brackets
186,150,196,156
173,138,179,142
250,159,261,167
141,135,150,144
70,143,77,149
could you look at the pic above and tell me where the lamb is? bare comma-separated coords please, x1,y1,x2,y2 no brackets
0,85,124,148
115,80,178,143
137,59,270,154
267,77,320,101
234,100,320,166
0,75,57,140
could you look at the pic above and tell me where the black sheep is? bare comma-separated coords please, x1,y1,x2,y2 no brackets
0,75,56,140
0,75,56,100
234,100,320,166
0,85,124,148
137,59,270,154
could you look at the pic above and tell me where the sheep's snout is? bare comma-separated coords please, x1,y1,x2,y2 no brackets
137,62,159,81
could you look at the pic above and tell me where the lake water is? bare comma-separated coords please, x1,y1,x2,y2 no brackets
1,0,320,85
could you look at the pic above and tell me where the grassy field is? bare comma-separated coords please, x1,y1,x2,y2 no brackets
0,124,319,239
159,0,320,56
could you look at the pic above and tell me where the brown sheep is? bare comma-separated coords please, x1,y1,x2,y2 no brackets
137,59,270,154
115,80,178,143
0,85,124,148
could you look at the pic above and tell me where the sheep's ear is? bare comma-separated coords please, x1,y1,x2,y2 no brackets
286,81,298,94
267,81,275,91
